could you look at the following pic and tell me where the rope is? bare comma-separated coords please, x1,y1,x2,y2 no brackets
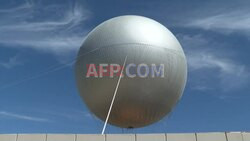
101,55,128,134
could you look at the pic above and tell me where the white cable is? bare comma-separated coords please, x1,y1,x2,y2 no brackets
101,55,128,135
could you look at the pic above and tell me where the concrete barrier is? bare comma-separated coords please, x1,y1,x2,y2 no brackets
136,134,165,141
242,132,250,141
167,133,196,141
196,132,227,141
227,132,243,141
0,132,249,141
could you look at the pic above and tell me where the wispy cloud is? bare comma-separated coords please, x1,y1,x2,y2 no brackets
0,0,90,57
0,111,49,122
186,10,250,34
178,34,250,91
39,109,93,121
0,2,32,13
0,55,23,69
188,52,241,73
188,51,249,90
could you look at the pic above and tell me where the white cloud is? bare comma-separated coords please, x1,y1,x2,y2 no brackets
186,10,250,34
188,52,239,73
0,1,90,57
0,2,32,13
188,51,249,90
0,111,49,122
0,55,23,69
178,34,250,91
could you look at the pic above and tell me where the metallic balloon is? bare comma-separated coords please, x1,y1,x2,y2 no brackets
75,15,187,128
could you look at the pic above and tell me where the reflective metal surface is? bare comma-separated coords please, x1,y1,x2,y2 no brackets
75,15,187,128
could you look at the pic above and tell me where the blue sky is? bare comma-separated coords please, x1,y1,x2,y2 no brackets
0,0,250,134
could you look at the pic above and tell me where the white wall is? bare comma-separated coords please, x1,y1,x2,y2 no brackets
0,132,249,141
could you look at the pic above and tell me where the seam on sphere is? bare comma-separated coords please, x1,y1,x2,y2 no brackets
81,43,185,57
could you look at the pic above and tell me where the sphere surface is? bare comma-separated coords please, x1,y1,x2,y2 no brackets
75,15,187,128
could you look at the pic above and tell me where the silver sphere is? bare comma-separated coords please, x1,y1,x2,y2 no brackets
75,15,187,128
